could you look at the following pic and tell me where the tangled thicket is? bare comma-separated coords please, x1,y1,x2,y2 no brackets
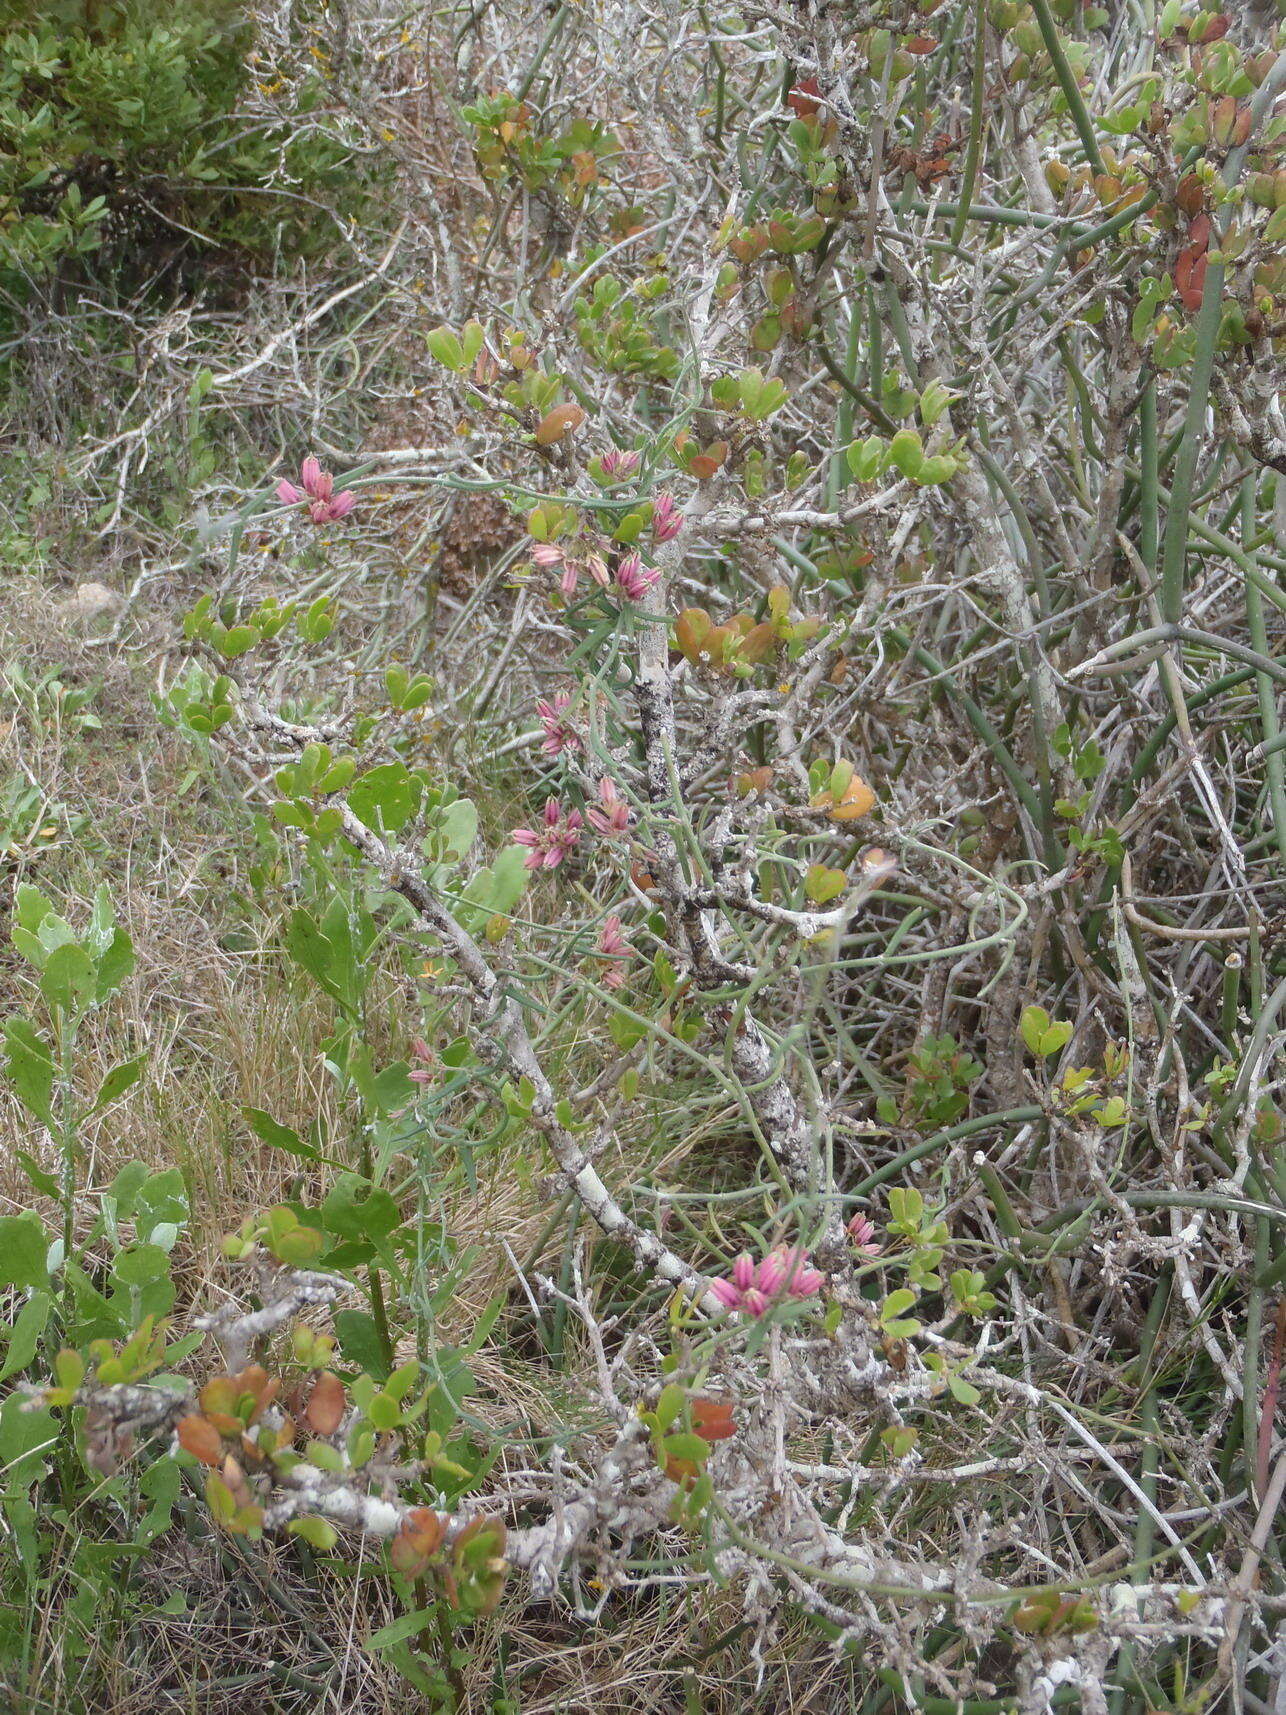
2,0,1286,1711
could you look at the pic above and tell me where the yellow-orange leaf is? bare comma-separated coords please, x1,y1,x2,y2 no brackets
828,776,876,820
535,403,586,446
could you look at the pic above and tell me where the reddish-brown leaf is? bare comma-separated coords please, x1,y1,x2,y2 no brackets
785,78,822,120
177,1414,224,1467
735,766,774,798
390,1507,446,1577
1176,173,1205,218
1175,245,1209,312
674,607,713,661
692,1397,737,1443
305,1371,346,1436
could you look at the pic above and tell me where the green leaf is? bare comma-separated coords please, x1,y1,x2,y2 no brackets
654,1383,686,1431
1092,1095,1127,1128
40,942,95,1016
426,324,465,370
1020,1004,1072,1059
461,321,485,365
845,436,886,482
368,1609,434,1649
916,455,959,485
321,1174,401,1243
918,378,955,427
457,845,529,926
948,1374,980,1406
433,798,478,862
55,1349,86,1393
1020,1005,1051,1053
288,1515,339,1551
347,763,422,835
94,928,135,1002
367,1391,400,1432
0,1291,51,1381
332,1310,387,1378
0,1395,56,1486
0,1213,50,1290
284,908,356,1012
243,1106,313,1160
299,598,336,643
89,1054,145,1116
804,864,846,905
14,884,53,941
16,1150,59,1198
370,1062,414,1115
111,1244,171,1288
3,1019,55,1126
218,625,260,659
887,429,925,479
661,1432,711,1465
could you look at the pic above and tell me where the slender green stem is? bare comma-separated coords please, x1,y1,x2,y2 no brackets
1158,259,1226,626
849,1108,1044,1198
950,0,988,251
1243,474,1286,868
1110,1270,1169,1715
1029,0,1105,173
1138,378,1158,574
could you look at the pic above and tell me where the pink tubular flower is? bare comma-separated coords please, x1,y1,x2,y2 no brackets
596,914,633,989
600,448,640,479
585,552,612,590
536,692,581,757
615,552,659,603
651,493,683,543
586,776,631,836
408,1037,435,1087
847,1213,881,1256
772,1245,826,1299
277,455,355,524
709,1245,824,1317
512,797,583,870
531,543,580,597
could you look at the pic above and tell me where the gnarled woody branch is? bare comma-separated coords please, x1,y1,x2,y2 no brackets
194,1260,354,1370
632,490,848,1239
56,1372,668,1599
262,1415,666,1601
62,1372,985,1609
237,700,724,1313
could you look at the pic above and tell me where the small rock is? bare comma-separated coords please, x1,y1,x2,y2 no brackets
60,582,123,628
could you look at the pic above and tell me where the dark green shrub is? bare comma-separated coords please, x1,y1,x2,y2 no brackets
0,0,376,303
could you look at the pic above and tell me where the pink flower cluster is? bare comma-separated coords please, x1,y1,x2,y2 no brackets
599,448,640,479
277,455,355,524
512,798,583,870
596,914,633,989
710,1246,824,1318
614,552,659,603
847,1213,881,1255
586,776,631,836
533,541,660,604
536,692,581,757
651,493,683,543
532,543,609,599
